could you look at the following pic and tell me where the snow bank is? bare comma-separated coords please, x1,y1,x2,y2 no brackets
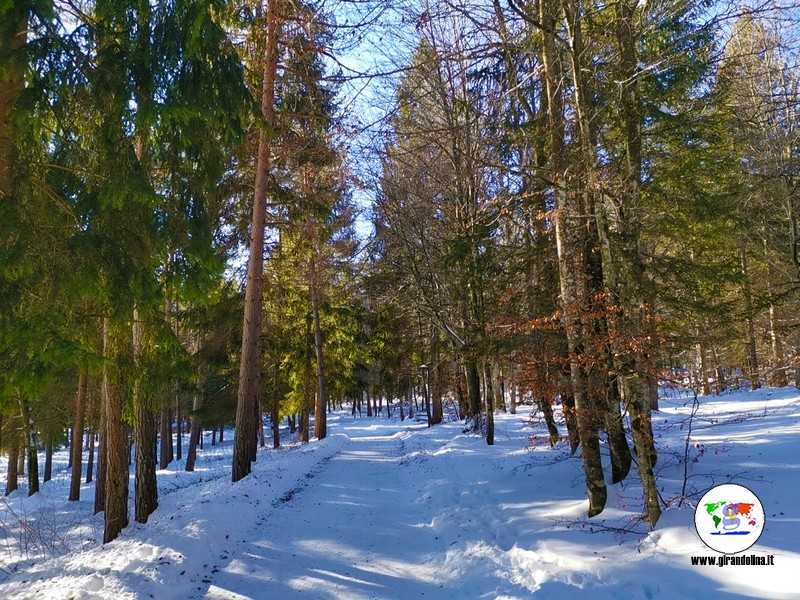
1,388,799,599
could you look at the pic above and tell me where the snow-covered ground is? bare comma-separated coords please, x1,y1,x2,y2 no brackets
1,387,799,599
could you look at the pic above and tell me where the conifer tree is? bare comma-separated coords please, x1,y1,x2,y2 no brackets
233,0,280,482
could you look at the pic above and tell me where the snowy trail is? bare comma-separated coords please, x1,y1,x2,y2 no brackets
2,393,800,599
203,429,447,599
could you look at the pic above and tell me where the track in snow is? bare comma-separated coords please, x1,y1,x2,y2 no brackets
200,429,454,599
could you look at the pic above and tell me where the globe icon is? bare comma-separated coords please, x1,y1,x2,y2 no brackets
694,484,765,554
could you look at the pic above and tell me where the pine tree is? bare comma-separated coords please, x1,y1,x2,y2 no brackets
270,4,357,441
233,0,280,482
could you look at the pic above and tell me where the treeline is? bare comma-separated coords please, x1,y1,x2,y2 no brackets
1,0,799,543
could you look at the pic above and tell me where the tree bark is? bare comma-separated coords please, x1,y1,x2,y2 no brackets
161,292,175,469
186,417,202,471
102,316,129,543
696,338,711,395
133,309,158,523
310,254,328,439
563,391,582,454
186,342,206,471
134,402,158,523
68,429,73,470
604,378,632,483
430,333,444,425
538,396,559,446
0,4,25,201
271,398,280,449
5,438,19,496
431,364,443,425
85,428,95,484
491,360,505,414
159,408,172,469
44,433,54,483
588,0,659,526
768,301,787,386
648,375,659,411
20,397,39,496
740,240,760,389
175,394,182,461
94,429,105,514
543,0,606,517
69,386,89,486
233,0,279,482
464,359,482,427
484,363,495,445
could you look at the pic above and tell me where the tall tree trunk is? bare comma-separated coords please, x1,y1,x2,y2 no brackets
543,0,606,517
492,360,505,413
301,346,313,444
604,378,632,483
431,363,443,425
134,403,158,523
85,428,95,484
421,368,431,426
0,4,25,201
271,398,280,449
484,363,495,445
464,359,482,427
310,255,328,439
159,408,172,469
44,435,53,483
20,397,39,496
648,375,659,411
133,309,158,524
740,240,760,389
430,332,444,425
588,0,659,526
696,338,711,395
5,437,19,496
68,428,73,470
233,0,279,482
768,301,787,387
186,343,206,471
185,413,202,471
258,403,266,449
161,291,175,469
94,429,105,514
538,396,559,446
102,317,129,543
175,394,182,461
69,369,89,502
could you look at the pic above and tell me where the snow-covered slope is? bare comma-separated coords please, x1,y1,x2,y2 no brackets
1,387,798,599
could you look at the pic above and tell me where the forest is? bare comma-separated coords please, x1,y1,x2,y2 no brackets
1,0,800,549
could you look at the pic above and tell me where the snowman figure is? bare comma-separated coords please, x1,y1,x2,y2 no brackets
722,504,741,531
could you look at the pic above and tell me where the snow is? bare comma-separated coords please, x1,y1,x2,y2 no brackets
1,387,799,599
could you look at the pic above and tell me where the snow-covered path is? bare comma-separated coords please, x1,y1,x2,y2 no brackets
206,430,447,599
2,391,800,599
